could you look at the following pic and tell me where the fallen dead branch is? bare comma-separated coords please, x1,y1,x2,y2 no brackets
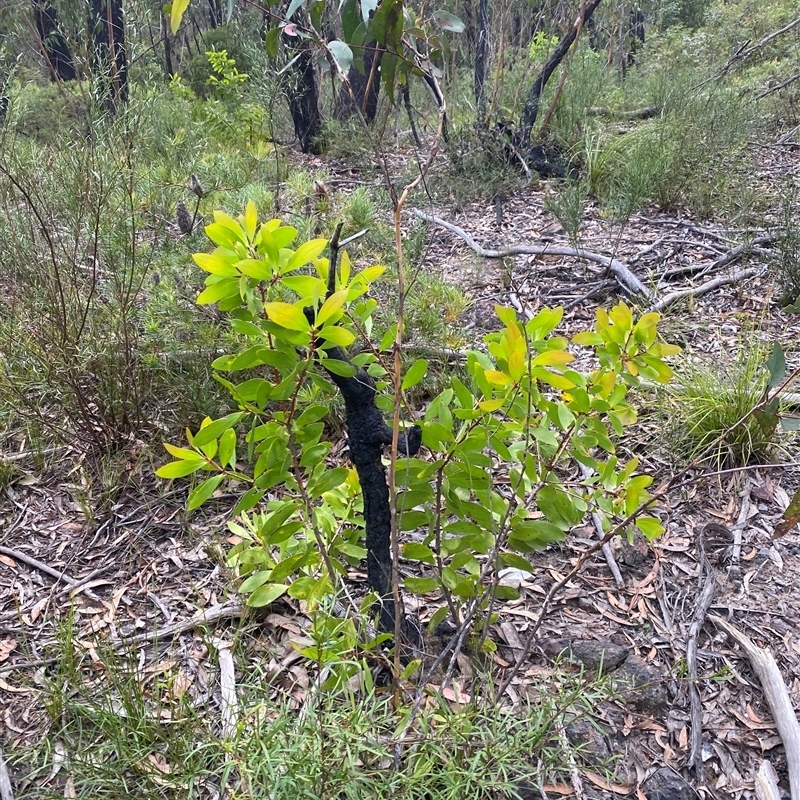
648,266,765,312
0,747,12,800
710,614,800,800
412,209,654,301
585,105,658,120
687,532,717,784
214,638,239,739
755,760,782,800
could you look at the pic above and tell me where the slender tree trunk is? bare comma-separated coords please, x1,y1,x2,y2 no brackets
207,0,223,28
333,42,384,124
90,0,128,110
473,0,489,121
32,0,77,82
282,37,323,154
514,0,603,150
161,12,173,78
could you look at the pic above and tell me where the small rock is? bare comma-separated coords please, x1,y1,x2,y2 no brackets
641,766,696,800
539,638,630,671
565,717,612,765
612,655,668,712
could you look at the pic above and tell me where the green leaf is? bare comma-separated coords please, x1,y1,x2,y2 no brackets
765,342,786,389
235,258,272,280
318,326,355,347
218,428,237,469
780,415,800,431
239,570,271,594
192,412,245,448
402,543,436,564
772,486,800,540
156,459,205,479
431,10,465,32
265,26,281,58
321,358,357,377
265,302,311,331
404,577,440,594
197,278,239,305
635,516,664,540
285,0,305,20
170,0,190,33
327,40,354,74
247,582,289,608
402,359,428,390
188,474,224,511
308,467,349,497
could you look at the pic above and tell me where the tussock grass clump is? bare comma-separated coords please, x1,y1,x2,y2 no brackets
666,341,778,469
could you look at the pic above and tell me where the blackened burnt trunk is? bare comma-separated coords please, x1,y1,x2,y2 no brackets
32,0,77,82
514,0,602,151
317,343,421,637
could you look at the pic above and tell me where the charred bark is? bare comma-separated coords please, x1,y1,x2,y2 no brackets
303,234,421,639
282,36,323,154
333,41,384,124
90,0,128,110
321,346,421,634
32,0,77,82
514,0,603,151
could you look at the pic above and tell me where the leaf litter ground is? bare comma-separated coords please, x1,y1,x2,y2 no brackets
2,144,800,799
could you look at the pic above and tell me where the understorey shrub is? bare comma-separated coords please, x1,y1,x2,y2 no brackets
158,201,679,681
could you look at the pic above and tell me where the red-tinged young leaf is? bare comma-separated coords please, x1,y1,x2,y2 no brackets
156,459,205,479
188,474,225,511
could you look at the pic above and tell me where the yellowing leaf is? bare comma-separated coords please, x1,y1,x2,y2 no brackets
484,369,512,386
285,238,328,273
532,349,574,367
478,398,505,412
244,200,258,241
316,289,348,325
265,302,311,331
170,0,190,33
192,252,238,277
164,443,201,460
507,349,526,381
358,265,385,283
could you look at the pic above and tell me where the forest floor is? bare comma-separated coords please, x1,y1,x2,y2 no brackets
2,141,800,799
